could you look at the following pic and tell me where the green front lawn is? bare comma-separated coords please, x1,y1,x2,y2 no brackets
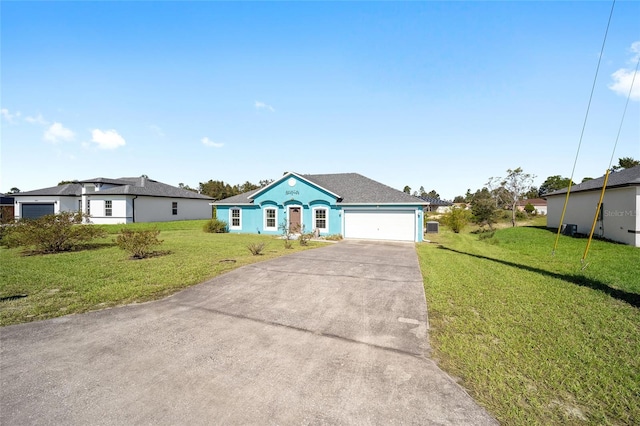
418,225,640,425
0,220,323,326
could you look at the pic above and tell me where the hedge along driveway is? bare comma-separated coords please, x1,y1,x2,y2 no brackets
0,221,323,326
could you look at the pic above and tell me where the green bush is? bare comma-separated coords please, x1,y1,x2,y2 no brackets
114,228,163,259
324,234,343,241
203,218,228,233
246,242,266,255
524,203,535,214
441,206,471,233
3,212,106,253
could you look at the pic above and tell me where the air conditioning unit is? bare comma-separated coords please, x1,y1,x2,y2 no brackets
561,223,577,237
426,221,439,233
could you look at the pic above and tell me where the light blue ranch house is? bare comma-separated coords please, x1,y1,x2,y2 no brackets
212,172,426,242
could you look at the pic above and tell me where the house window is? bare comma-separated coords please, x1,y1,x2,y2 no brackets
230,208,241,229
172,201,178,215
264,208,277,231
105,200,112,217
78,200,82,211
313,207,328,232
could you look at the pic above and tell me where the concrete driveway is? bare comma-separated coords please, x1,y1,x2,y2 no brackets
1,241,496,425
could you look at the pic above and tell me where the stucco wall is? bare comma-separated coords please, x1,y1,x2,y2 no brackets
85,196,132,225
13,196,79,220
219,176,343,236
134,196,212,223
547,186,638,246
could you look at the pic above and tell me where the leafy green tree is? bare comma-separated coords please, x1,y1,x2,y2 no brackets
453,195,466,203
464,189,473,203
441,205,470,233
581,177,593,183
524,187,539,199
58,180,76,186
501,167,535,227
524,203,535,214
539,175,574,196
7,187,20,194
178,183,198,192
199,180,237,199
418,186,427,197
403,185,411,194
612,157,639,171
427,189,440,199
471,188,498,229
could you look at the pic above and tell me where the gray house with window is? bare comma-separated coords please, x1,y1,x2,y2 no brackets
11,176,213,224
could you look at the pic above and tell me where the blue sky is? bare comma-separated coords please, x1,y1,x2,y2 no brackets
1,1,639,200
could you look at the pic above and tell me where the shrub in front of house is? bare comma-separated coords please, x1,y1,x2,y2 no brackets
524,203,536,215
324,234,343,241
441,206,470,233
203,218,229,233
3,212,106,253
114,228,163,259
246,242,266,255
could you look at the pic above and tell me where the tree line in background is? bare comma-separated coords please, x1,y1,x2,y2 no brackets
436,156,639,232
181,179,274,200
7,157,638,202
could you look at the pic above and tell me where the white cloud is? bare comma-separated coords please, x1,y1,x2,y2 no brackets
25,113,49,125
608,41,640,101
91,129,126,149
149,124,165,137
201,137,224,148
1,108,21,123
254,101,275,112
44,122,75,143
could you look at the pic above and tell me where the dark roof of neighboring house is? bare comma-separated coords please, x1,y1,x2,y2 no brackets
417,196,452,206
546,165,640,197
517,198,547,206
214,172,425,205
12,177,212,200
12,183,83,197
0,194,15,205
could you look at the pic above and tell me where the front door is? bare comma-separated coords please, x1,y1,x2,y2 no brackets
288,207,301,233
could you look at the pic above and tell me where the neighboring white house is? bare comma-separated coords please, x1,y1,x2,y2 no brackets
417,196,453,214
546,165,640,247
516,198,547,215
12,176,213,224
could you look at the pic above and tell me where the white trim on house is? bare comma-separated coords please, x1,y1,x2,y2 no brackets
312,206,329,233
229,207,242,230
263,207,278,231
250,172,342,200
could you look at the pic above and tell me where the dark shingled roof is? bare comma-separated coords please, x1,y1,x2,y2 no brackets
0,194,15,205
214,172,425,205
14,183,83,197
546,165,640,197
14,178,212,200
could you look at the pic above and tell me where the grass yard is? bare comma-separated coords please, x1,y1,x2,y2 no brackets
417,222,640,425
0,220,323,326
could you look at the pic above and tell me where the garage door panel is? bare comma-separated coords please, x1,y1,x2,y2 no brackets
21,204,55,219
344,210,415,241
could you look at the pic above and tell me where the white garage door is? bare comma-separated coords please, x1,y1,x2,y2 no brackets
344,210,416,242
